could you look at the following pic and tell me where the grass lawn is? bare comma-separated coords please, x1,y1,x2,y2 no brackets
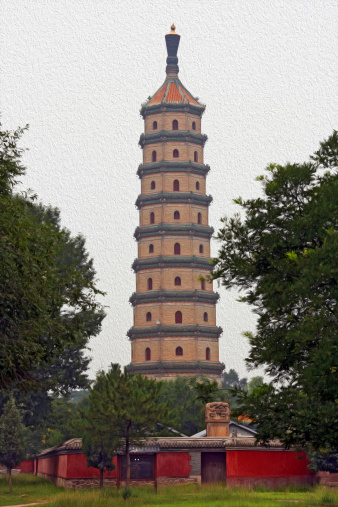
0,474,337,506
0,474,62,505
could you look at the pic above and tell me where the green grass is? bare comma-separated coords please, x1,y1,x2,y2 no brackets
1,474,337,507
0,473,63,505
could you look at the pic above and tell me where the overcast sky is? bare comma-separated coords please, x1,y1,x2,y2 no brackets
1,1,337,380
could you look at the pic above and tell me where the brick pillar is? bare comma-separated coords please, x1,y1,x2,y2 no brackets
205,402,230,437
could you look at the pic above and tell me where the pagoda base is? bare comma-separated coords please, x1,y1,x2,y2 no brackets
126,360,224,384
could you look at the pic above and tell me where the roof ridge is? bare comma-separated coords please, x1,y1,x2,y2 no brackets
162,80,171,102
176,81,188,103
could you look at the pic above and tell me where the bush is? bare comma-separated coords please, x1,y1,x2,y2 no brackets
121,487,132,500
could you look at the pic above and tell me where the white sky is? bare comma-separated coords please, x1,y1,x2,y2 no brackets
1,1,337,380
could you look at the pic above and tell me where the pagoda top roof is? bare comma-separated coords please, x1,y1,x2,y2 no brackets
141,26,205,117
144,77,205,109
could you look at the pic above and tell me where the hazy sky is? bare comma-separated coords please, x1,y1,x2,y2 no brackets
2,1,337,380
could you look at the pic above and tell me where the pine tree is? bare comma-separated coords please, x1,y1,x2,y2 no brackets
78,364,171,488
0,397,25,493
76,372,118,488
221,369,247,390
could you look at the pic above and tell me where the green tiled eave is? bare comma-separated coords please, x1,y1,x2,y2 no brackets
129,289,219,306
132,255,214,273
134,223,214,240
137,161,210,179
127,324,223,340
139,131,207,148
126,361,224,375
135,192,212,209
140,103,205,119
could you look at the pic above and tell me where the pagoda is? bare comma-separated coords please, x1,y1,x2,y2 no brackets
127,26,224,382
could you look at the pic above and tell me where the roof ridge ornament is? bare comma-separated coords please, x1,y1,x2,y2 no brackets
165,24,180,76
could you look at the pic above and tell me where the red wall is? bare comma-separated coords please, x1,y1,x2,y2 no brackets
20,460,34,473
38,455,68,478
66,454,117,479
157,452,191,477
227,451,313,477
37,454,117,479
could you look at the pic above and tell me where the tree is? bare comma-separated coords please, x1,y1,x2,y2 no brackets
76,372,117,488
193,377,221,405
245,376,264,396
0,122,105,389
211,131,338,461
158,377,207,436
222,369,247,390
79,364,171,488
0,397,25,493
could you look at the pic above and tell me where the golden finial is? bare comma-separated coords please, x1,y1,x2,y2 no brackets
168,24,179,35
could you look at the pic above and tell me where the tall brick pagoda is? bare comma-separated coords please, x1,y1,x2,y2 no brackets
127,26,224,382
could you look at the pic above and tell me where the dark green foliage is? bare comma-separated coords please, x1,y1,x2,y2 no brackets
193,378,220,405
0,392,88,457
0,121,105,391
0,123,28,195
306,450,338,472
220,369,248,409
211,131,338,465
222,369,247,390
75,371,118,488
158,376,227,436
77,364,171,488
245,377,264,396
122,487,132,500
0,390,74,455
0,397,25,492
158,377,205,435
69,390,89,404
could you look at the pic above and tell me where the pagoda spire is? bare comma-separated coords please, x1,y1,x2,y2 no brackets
165,24,180,76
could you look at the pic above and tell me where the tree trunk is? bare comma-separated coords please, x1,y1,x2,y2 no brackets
126,440,130,488
9,468,12,494
99,469,103,489
117,456,120,492
126,422,131,488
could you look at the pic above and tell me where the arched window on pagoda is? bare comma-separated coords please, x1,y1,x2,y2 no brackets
199,244,204,254
174,243,181,255
206,347,210,361
146,312,152,322
149,244,154,253
192,121,196,131
153,121,158,130
201,280,206,290
172,119,178,130
152,150,157,162
173,179,179,191
174,276,181,286
196,181,200,190
175,311,182,324
150,212,155,224
145,347,151,361
147,278,153,290
203,312,208,322
174,210,180,220
176,346,183,356
198,212,202,225
151,181,156,190
194,151,198,162
173,149,179,158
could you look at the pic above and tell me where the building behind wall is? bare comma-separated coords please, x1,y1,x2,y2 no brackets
127,26,224,382
20,403,314,488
